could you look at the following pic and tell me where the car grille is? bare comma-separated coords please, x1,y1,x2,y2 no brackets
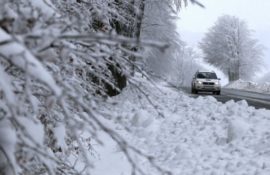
203,82,214,85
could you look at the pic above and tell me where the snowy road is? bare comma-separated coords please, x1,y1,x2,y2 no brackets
179,87,270,110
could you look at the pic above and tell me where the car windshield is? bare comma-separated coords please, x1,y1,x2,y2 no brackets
197,72,217,79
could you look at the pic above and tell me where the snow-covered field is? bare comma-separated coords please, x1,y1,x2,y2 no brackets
92,76,270,175
225,79,270,94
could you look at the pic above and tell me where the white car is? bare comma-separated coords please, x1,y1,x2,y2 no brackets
191,71,221,95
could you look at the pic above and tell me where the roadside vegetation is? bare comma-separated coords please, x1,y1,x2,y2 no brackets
0,1,268,175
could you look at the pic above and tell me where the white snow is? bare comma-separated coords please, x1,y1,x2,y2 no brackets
131,109,154,128
17,117,45,146
94,75,270,175
226,79,270,94
53,123,67,150
0,28,62,96
91,132,131,175
227,118,250,143
0,65,16,106
29,0,57,17
0,119,18,174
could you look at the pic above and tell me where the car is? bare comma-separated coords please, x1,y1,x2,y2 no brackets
191,71,221,95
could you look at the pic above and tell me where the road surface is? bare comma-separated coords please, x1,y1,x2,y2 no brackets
178,86,270,110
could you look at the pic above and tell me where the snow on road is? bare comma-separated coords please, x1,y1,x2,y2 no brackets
94,76,270,175
226,79,270,94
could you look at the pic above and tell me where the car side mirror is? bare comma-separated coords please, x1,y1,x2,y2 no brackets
218,78,221,80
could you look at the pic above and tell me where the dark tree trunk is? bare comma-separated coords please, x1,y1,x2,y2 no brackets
130,0,145,75
134,0,145,40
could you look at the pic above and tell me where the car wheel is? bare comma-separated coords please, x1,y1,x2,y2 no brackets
216,91,220,95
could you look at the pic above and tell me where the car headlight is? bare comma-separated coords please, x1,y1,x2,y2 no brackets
196,80,202,84
215,81,220,85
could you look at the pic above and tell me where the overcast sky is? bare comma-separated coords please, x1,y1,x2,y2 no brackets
177,0,270,78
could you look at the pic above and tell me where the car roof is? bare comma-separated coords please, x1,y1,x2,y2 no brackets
196,70,216,73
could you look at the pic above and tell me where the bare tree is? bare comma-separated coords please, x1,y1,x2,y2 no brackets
171,45,201,87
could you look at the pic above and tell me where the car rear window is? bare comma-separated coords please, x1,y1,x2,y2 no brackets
197,72,217,79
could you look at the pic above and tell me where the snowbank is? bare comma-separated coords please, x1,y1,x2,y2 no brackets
94,75,270,175
225,79,270,94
